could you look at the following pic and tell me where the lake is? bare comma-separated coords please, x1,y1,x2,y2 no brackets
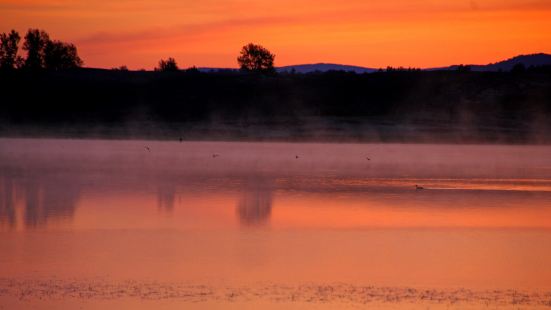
1,138,551,309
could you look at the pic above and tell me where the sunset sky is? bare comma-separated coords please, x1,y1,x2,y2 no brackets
1,0,551,69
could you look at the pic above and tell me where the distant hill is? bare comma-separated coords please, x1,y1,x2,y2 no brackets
198,53,551,73
277,63,377,74
197,67,236,73
432,53,551,72
198,63,377,73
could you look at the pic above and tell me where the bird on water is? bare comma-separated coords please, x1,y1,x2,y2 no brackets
415,185,424,190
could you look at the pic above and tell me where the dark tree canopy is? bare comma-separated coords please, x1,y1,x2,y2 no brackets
23,29,50,70
113,65,129,71
2,68,551,143
0,30,22,70
237,43,275,73
44,40,83,70
156,57,179,72
21,29,82,70
456,64,472,72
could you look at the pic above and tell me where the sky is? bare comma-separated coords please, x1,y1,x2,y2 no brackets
1,0,551,69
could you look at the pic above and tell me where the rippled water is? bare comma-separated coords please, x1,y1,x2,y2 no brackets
1,138,551,309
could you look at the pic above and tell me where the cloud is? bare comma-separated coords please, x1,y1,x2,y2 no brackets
76,15,298,46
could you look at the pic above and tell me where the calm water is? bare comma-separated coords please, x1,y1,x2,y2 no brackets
1,138,551,309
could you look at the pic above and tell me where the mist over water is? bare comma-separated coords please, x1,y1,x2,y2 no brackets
1,138,551,309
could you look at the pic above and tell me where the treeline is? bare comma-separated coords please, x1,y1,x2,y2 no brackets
0,29,82,70
2,28,551,142
1,28,278,74
1,68,550,142
153,43,275,73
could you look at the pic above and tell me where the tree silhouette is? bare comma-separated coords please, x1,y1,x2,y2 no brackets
156,57,179,72
456,64,472,72
0,30,23,70
237,43,275,74
23,29,50,70
44,40,83,70
185,66,200,73
112,65,129,71
22,29,83,70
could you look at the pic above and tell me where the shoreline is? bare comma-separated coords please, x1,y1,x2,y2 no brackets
1,125,550,145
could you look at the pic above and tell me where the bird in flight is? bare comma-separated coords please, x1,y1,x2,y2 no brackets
415,185,424,190
145,146,150,152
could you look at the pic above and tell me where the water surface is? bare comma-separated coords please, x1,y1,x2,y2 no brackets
1,138,551,309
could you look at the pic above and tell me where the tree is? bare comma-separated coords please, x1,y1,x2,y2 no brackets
0,30,23,70
23,29,50,70
456,64,471,72
43,40,83,70
156,57,179,72
237,43,275,74
22,29,83,70
112,65,129,71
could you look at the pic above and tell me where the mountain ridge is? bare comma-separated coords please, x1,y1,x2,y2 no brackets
198,53,551,73
431,53,551,72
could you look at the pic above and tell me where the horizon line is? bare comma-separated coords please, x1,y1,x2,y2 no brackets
82,52,550,71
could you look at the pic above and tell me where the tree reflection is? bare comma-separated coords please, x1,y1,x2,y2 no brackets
24,180,80,228
0,173,80,229
236,177,273,226
0,176,16,228
157,183,176,211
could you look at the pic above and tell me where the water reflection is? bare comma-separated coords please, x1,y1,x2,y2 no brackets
0,176,16,228
157,183,176,211
2,139,551,232
25,180,80,228
236,177,273,226
0,173,80,230
2,139,551,294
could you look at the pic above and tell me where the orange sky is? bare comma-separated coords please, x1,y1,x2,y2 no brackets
1,0,551,69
